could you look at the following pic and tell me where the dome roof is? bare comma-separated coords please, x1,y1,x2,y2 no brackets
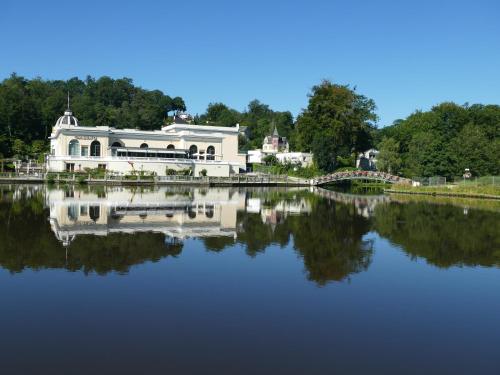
56,109,79,126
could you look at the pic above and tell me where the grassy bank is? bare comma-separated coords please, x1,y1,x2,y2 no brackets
386,182,500,199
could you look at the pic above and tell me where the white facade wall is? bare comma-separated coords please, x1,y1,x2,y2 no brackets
48,119,247,177
276,152,313,168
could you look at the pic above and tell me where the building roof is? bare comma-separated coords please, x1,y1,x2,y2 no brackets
56,109,79,126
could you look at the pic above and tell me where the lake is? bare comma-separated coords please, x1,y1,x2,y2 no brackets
0,184,499,374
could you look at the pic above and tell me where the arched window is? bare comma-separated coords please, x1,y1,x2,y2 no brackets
140,143,149,149
206,145,215,160
89,205,100,222
167,144,175,150
111,141,122,148
90,141,101,157
205,205,214,218
68,139,80,156
67,205,78,221
189,145,198,159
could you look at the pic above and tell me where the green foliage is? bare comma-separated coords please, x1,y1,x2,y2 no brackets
199,169,207,177
197,99,295,151
165,168,177,175
262,154,278,166
0,74,184,158
295,80,377,173
378,102,500,177
376,138,402,174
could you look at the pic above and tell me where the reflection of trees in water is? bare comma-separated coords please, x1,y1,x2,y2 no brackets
0,197,183,275
373,202,500,268
1,189,374,284
11,186,499,283
289,200,373,285
206,196,374,285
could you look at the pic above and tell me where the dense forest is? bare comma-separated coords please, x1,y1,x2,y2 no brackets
1,73,498,177
376,103,500,178
0,74,185,160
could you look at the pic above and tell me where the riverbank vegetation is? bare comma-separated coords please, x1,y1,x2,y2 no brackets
1,74,499,179
376,103,500,178
387,177,500,197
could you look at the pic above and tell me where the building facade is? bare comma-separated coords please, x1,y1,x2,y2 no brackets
47,108,246,176
262,126,289,154
356,149,379,171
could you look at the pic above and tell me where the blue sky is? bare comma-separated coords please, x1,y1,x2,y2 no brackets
1,0,499,126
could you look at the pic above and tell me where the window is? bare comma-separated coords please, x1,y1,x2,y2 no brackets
167,144,175,150
89,206,100,222
140,143,149,149
205,205,214,218
67,205,78,222
81,146,89,156
189,145,198,159
206,145,215,161
98,164,106,170
90,141,101,157
111,142,122,156
66,163,75,172
68,140,80,156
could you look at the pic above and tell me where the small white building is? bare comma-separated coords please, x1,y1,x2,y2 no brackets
276,152,313,168
47,107,246,177
247,149,264,164
356,149,379,171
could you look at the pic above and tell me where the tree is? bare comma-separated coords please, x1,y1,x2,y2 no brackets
450,123,498,176
376,138,402,174
295,80,377,172
0,74,184,158
376,102,500,177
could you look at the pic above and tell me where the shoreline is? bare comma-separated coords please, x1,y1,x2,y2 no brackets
384,189,500,200
0,176,311,187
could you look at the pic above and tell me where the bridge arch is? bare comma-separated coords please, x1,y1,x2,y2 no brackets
313,171,412,186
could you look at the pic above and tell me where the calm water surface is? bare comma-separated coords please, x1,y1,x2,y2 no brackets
0,185,499,374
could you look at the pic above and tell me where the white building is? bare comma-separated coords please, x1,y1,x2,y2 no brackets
356,149,379,171
47,107,246,177
276,152,313,168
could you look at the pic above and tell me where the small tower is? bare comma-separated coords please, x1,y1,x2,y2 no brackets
55,93,79,126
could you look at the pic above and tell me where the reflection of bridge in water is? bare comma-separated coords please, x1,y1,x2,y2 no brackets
314,187,391,218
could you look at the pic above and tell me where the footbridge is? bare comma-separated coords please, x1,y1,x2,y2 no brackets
312,170,412,186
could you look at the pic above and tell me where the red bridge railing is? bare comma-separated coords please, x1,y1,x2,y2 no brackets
313,171,412,185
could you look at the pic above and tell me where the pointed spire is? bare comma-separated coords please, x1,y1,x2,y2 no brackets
272,123,279,137
64,91,73,116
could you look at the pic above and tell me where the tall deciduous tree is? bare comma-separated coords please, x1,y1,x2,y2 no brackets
295,80,377,172
377,138,402,174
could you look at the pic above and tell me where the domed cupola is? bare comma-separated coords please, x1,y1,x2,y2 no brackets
55,94,79,126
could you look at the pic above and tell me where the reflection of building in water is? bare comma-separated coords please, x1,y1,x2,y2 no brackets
244,195,311,226
261,199,311,227
48,187,246,246
47,184,387,248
